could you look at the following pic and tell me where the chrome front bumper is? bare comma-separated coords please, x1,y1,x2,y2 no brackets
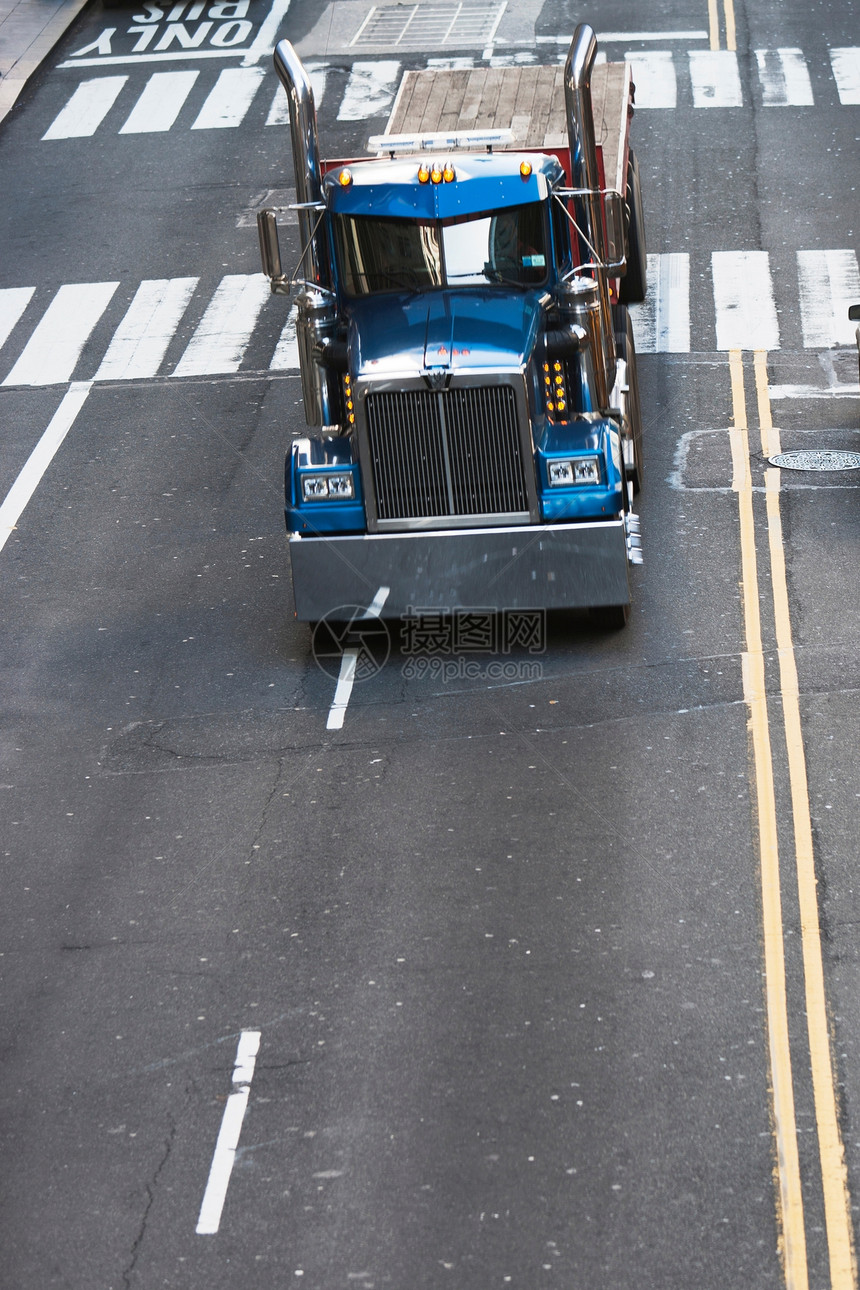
288,520,633,620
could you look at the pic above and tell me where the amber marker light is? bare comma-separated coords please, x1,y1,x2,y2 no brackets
520,160,532,178
430,165,443,184
418,164,430,183
343,373,355,425
338,168,352,186
442,163,455,182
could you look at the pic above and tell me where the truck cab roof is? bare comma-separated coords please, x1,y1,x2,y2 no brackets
323,150,565,220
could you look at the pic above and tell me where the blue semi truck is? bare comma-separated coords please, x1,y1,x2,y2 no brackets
258,24,646,627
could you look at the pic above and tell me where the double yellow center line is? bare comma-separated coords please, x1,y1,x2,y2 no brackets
709,0,736,51
730,350,856,1290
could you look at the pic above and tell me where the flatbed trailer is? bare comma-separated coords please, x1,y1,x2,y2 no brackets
387,60,633,203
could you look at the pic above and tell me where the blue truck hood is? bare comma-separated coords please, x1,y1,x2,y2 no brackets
347,289,545,378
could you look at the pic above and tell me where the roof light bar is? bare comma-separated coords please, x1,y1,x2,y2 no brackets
368,128,515,154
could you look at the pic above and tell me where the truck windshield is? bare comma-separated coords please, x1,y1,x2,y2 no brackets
334,202,547,296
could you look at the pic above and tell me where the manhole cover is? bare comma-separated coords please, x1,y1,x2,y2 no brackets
768,449,860,472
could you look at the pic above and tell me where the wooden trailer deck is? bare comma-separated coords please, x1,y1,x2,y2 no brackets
385,62,633,194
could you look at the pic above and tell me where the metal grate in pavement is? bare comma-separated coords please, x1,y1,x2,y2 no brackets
352,2,507,49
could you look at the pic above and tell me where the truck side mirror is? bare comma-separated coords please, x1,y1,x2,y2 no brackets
257,209,291,295
603,190,627,273
849,304,860,321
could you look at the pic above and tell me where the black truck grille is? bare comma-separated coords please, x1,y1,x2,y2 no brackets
365,386,529,523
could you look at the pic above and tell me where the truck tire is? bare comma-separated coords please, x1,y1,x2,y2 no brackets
618,150,647,306
614,305,644,494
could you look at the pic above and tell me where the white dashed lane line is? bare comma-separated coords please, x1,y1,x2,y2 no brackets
326,587,391,731
196,1030,261,1236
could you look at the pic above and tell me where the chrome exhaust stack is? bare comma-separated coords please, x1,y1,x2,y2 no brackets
258,40,339,426
273,39,329,290
563,24,617,400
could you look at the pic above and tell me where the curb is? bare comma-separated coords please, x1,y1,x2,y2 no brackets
0,0,92,125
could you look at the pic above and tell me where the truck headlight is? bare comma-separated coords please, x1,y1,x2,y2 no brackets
301,472,355,501
547,457,601,486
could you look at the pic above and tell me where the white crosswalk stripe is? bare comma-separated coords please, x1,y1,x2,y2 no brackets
337,61,402,121
797,251,860,348
630,254,690,353
42,75,127,139
119,70,199,133
268,305,299,371
2,255,859,386
632,251,860,355
0,287,35,352
755,48,814,106
40,45,860,140
172,274,271,377
624,51,677,109
265,85,290,127
712,251,780,351
265,62,327,126
689,50,743,107
95,277,199,380
830,48,860,104
191,66,266,129
2,282,119,386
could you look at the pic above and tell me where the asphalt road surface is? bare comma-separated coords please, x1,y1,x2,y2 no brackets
1,0,859,1286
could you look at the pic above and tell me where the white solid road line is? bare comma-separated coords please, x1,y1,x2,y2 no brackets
191,66,266,129
241,0,295,67
95,277,199,381
172,274,270,377
536,30,710,44
0,382,92,554
712,251,780,352
196,1030,261,1235
2,282,119,387
59,49,252,68
42,75,127,139
119,70,199,134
